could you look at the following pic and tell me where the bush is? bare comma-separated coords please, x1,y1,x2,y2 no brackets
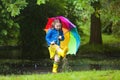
113,21,120,37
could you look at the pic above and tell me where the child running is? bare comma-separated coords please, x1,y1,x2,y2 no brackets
45,18,68,73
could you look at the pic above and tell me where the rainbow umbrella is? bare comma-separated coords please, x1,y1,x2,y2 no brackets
44,16,80,55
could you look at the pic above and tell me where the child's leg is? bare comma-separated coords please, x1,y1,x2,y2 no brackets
54,54,60,62
49,44,68,73
56,46,68,58
48,44,59,59
49,44,68,58
52,54,60,73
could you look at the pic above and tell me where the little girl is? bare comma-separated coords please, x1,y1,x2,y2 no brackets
46,18,68,73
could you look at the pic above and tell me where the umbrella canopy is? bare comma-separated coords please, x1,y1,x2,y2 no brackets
44,16,80,55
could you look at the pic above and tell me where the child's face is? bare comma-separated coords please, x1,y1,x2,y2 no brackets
54,22,62,30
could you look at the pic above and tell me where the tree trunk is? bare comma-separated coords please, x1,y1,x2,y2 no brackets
89,1,102,44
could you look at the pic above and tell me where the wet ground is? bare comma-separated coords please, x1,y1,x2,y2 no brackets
1,62,120,75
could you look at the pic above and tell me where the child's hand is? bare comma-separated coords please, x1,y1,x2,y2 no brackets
51,41,55,45
58,36,62,40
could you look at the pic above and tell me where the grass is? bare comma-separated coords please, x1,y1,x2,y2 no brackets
78,33,120,59
81,33,120,45
0,70,120,80
102,34,120,44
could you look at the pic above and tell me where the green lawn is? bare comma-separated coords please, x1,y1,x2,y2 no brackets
0,70,120,80
81,33,120,45
102,34,120,44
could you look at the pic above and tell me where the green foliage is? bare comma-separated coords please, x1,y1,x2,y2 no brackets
0,0,28,45
101,0,120,36
37,0,48,5
64,0,81,25
43,0,66,16
0,1,20,45
1,0,28,17
1,30,7,36
75,0,120,37
101,0,120,23
112,21,120,37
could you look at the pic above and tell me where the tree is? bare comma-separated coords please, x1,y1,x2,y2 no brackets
0,0,48,59
101,0,120,37
76,0,102,44
77,0,120,44
0,0,45,46
89,1,102,44
0,0,27,45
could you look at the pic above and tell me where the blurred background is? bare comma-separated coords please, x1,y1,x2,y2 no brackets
0,0,120,74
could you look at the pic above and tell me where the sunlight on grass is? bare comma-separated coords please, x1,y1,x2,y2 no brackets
0,70,120,80
102,34,120,44
81,33,120,45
